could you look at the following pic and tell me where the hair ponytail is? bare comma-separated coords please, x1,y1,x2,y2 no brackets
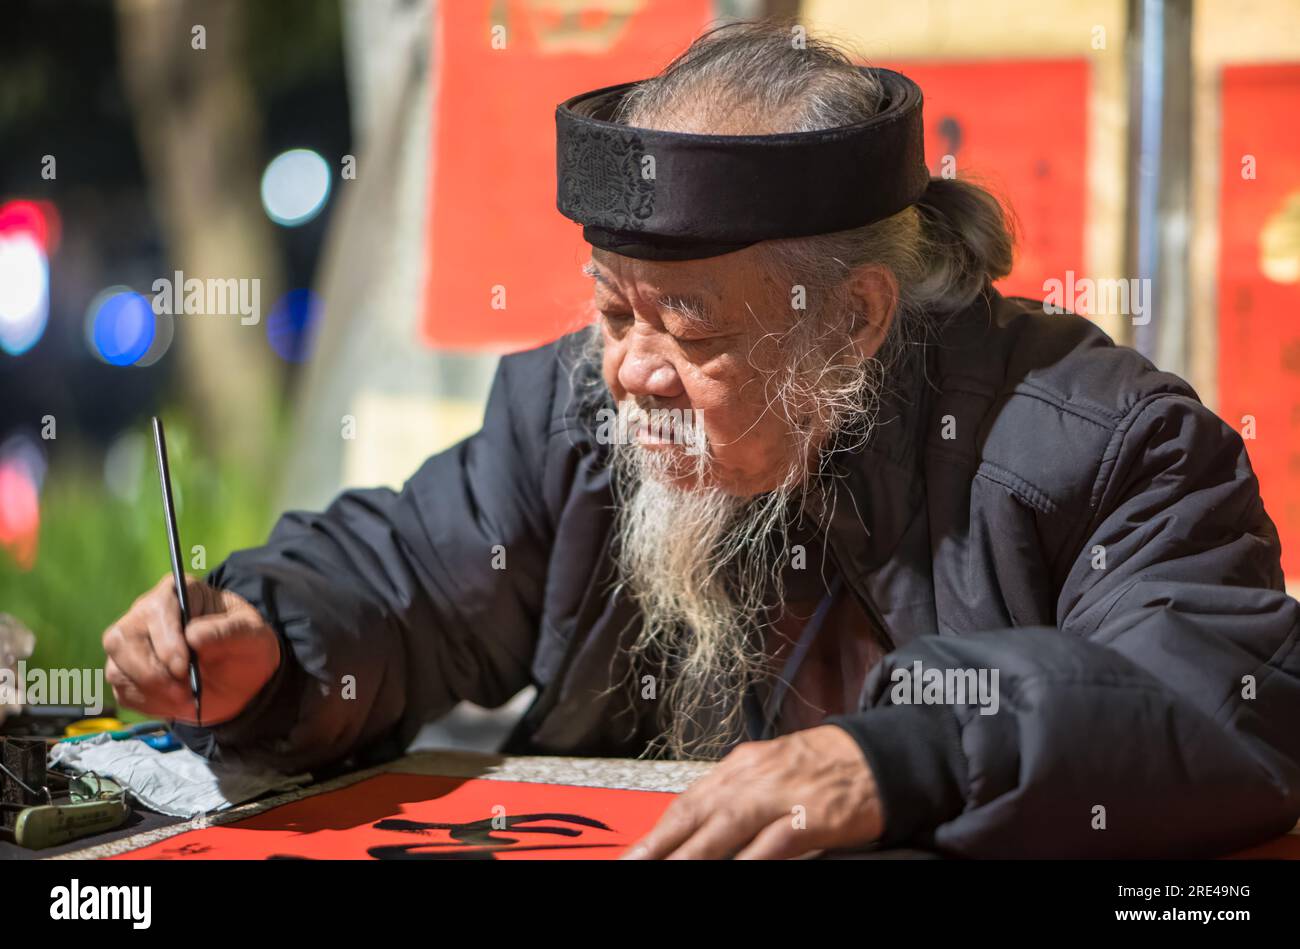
914,176,1016,288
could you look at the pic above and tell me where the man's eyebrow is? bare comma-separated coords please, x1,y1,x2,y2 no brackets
582,260,721,331
581,260,614,290
655,292,720,331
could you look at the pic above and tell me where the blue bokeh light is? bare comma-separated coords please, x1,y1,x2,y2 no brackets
92,290,155,366
266,288,321,363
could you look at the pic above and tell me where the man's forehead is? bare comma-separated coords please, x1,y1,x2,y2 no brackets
589,248,725,296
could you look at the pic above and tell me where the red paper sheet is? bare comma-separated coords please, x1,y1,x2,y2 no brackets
103,770,1299,859
110,774,674,860
1217,64,1300,578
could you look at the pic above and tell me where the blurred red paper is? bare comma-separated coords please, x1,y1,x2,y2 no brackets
1217,64,1300,578
420,0,712,350
879,59,1088,305
111,774,674,860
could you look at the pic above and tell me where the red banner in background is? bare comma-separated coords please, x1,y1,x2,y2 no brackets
422,12,1088,352
1218,65,1300,577
880,59,1089,304
421,0,713,350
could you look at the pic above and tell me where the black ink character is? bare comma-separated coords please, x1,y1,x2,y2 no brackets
367,811,618,860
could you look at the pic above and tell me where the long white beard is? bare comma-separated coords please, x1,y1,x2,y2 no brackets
610,415,802,761
585,314,888,760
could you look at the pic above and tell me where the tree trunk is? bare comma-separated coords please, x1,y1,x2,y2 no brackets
115,0,283,466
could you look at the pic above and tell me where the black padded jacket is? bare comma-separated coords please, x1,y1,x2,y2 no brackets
176,288,1300,858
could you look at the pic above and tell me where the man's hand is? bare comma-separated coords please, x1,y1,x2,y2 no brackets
622,724,883,859
103,574,282,726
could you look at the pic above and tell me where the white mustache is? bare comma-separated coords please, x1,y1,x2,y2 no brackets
619,401,706,449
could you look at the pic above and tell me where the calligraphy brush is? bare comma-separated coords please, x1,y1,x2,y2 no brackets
151,416,202,726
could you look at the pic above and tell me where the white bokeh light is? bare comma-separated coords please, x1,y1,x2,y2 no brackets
0,233,49,356
260,148,332,226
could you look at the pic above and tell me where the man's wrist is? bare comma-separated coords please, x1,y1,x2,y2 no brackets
825,702,969,847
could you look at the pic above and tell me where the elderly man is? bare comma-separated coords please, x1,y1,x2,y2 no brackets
103,22,1300,859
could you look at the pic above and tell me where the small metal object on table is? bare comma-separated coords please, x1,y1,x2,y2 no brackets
1,737,48,829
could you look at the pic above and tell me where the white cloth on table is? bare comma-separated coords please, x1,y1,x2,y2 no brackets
48,732,310,818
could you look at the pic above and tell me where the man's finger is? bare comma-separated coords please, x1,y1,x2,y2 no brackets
184,574,226,617
185,608,257,652
109,622,190,702
104,656,187,719
146,594,194,682
663,804,771,860
734,816,821,860
128,574,191,681
621,796,707,859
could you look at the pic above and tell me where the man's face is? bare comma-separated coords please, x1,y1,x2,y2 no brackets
588,245,800,498
593,242,894,758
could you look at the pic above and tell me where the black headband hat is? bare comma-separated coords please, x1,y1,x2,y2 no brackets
556,66,929,261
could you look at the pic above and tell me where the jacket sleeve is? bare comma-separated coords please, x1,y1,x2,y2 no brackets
827,393,1300,857
173,346,559,775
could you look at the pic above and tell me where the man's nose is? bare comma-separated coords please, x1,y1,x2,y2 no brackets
617,334,683,400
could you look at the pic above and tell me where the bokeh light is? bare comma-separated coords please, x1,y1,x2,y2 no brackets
0,435,48,495
266,288,322,363
0,199,60,254
0,445,41,570
87,287,155,366
103,430,146,503
260,148,331,226
0,231,49,357
134,307,176,367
